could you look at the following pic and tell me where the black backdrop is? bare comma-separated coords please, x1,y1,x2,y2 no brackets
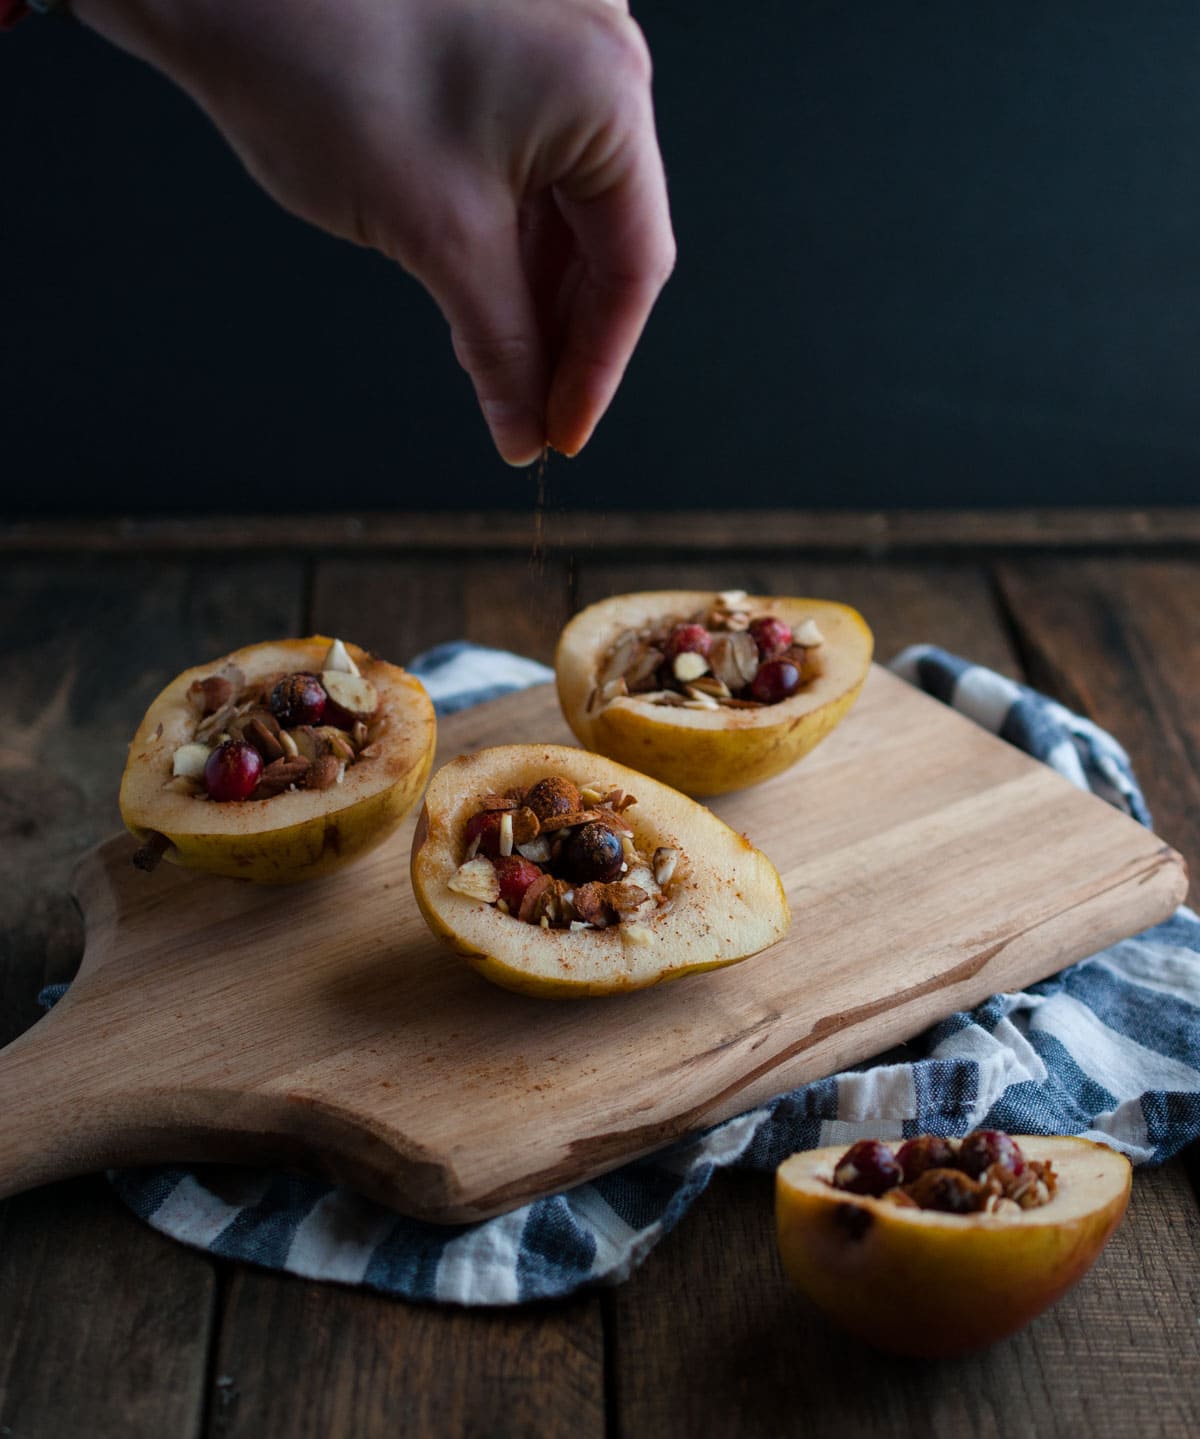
3,1,1200,515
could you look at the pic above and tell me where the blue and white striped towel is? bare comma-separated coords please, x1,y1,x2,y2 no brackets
40,642,1200,1305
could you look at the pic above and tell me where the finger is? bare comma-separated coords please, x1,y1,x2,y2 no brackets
424,211,548,467
546,100,675,456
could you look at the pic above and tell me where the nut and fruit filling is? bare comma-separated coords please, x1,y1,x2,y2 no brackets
589,590,827,713
167,640,381,802
446,775,680,931
828,1132,1058,1216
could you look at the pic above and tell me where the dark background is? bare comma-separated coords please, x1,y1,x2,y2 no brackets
3,1,1200,515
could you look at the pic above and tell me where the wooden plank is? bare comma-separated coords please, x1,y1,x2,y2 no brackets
610,1163,1200,1439
5,509,1200,556
311,555,569,666
0,1179,215,1439
202,556,602,1439
995,556,1200,901
208,1275,604,1439
574,558,1021,677
0,556,303,1439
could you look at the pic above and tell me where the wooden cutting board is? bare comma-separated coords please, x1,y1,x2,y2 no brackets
0,668,1186,1222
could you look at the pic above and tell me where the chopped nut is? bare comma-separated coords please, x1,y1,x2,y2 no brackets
321,638,361,676
718,589,748,609
243,716,285,763
186,674,233,717
321,670,379,720
517,873,557,924
598,630,640,688
172,742,211,780
306,753,341,791
653,846,679,886
537,808,605,833
516,835,552,864
579,785,605,806
447,857,500,903
254,756,310,797
794,618,825,647
683,689,721,710
277,729,300,758
315,726,357,763
290,725,322,762
687,676,732,700
195,700,238,743
729,631,760,685
673,651,709,683
351,720,369,751
498,811,514,857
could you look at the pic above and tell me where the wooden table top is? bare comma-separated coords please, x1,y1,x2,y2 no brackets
2,508,1198,1439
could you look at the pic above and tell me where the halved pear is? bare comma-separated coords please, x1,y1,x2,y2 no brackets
555,591,873,796
120,637,436,883
776,1137,1132,1357
410,743,789,997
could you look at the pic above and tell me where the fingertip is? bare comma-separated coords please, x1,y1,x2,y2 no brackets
481,399,546,468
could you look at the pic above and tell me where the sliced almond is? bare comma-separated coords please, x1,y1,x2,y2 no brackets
277,729,300,758
794,618,825,647
498,811,514,857
315,726,357,762
598,630,639,688
321,670,379,720
516,835,552,864
537,808,605,833
321,638,361,676
718,589,748,609
730,630,760,685
447,857,500,903
652,846,679,886
172,742,211,780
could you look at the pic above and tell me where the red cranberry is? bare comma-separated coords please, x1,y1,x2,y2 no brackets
749,658,802,704
270,672,327,728
831,1140,903,1197
492,855,544,911
203,740,263,802
663,623,712,660
562,822,624,884
896,1135,959,1183
463,810,504,858
749,615,793,659
958,1129,1026,1179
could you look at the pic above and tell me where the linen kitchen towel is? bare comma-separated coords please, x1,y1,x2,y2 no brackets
39,644,1200,1305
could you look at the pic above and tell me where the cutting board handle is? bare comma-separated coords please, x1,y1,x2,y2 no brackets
0,1007,125,1199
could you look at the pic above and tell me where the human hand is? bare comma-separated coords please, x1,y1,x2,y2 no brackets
73,0,676,464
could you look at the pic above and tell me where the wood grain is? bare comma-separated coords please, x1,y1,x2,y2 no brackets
206,1274,603,1439
0,1178,215,1439
997,557,1200,902
5,508,1200,554
0,670,1183,1219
